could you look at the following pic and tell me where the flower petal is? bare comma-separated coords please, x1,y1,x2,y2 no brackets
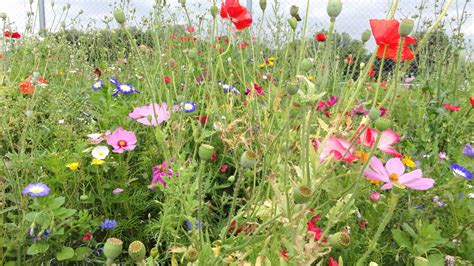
385,158,405,176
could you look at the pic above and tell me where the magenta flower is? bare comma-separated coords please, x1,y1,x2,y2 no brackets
358,127,403,158
106,127,137,153
364,156,435,190
150,161,173,190
129,103,170,126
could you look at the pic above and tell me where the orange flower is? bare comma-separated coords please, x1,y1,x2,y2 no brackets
19,80,35,94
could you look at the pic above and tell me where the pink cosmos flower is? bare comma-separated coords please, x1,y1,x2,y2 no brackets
106,127,137,153
313,136,359,163
364,156,435,190
358,127,402,158
129,103,170,126
151,161,173,189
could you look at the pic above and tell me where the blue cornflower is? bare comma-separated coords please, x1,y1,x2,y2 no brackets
231,88,240,95
183,101,197,113
91,80,103,90
463,144,474,158
100,219,117,229
22,183,50,197
110,78,140,96
110,78,119,85
186,218,205,231
450,164,473,179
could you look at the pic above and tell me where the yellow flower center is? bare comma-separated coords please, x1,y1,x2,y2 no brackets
118,140,127,147
402,156,416,168
31,187,43,193
389,173,399,181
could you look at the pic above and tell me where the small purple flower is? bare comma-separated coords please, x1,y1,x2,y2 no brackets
438,152,447,160
22,183,50,197
110,78,140,96
150,162,173,190
183,101,197,113
185,218,205,231
432,196,439,202
436,201,446,207
92,80,103,90
463,144,474,158
100,219,117,229
450,164,473,179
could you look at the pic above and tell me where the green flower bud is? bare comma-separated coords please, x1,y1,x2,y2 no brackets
290,5,302,21
240,151,257,169
300,59,313,72
374,118,391,131
113,10,126,25
128,241,146,262
259,0,267,11
328,231,351,248
79,194,89,201
327,0,342,18
368,108,381,121
228,175,235,182
361,29,371,43
286,81,299,96
103,238,123,261
288,18,297,30
399,19,414,37
150,247,159,258
185,247,198,262
293,185,313,204
210,5,219,18
198,144,215,161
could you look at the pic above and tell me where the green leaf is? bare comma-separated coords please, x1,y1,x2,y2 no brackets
427,253,444,266
392,229,412,249
49,197,66,209
402,223,418,238
56,247,75,261
73,247,92,261
24,212,39,222
27,242,50,255
53,208,76,219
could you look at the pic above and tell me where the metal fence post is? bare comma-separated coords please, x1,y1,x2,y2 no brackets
38,0,46,30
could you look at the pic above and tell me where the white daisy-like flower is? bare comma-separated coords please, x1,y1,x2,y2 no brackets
91,145,109,160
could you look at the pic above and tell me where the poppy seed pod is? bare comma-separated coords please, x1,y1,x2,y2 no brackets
293,184,313,204
327,0,342,18
328,231,351,248
113,10,126,25
185,247,198,262
128,241,146,262
361,29,371,43
259,0,267,11
199,144,215,161
103,238,123,261
288,18,298,30
374,118,391,131
210,5,218,18
399,19,414,37
368,108,381,121
240,151,257,169
150,247,159,258
286,81,299,96
300,58,313,72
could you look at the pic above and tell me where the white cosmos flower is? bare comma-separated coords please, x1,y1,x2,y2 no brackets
91,145,109,160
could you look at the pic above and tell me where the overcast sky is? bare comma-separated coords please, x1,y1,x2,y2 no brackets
1,0,472,51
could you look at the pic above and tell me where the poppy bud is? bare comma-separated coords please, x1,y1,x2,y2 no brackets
288,18,297,30
368,108,380,121
286,81,299,96
327,0,342,18
361,29,371,42
168,58,176,69
150,247,159,258
259,0,267,11
199,144,215,161
79,194,89,201
103,238,123,261
399,19,414,37
360,62,366,69
328,231,351,248
179,0,186,7
185,247,198,262
113,9,126,25
290,5,302,21
300,58,313,72
128,241,146,262
187,48,198,59
370,191,380,203
374,118,391,131
414,257,429,266
293,184,313,204
0,13,6,19
210,5,218,18
228,175,235,182
240,151,257,169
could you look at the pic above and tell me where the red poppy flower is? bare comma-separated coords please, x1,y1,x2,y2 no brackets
315,32,326,42
442,103,461,112
345,56,353,64
219,164,228,173
328,256,339,266
307,221,326,242
82,231,92,241
281,248,289,260
186,26,195,33
220,0,252,30
469,96,474,108
19,80,35,94
4,31,21,39
210,151,218,161
369,19,416,61
164,76,171,84
194,115,208,126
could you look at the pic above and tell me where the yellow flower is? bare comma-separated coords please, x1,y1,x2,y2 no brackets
66,162,80,171
258,63,266,68
91,159,105,166
402,155,416,168
355,150,369,163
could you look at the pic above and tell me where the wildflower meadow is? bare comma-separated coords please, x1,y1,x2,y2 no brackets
1,0,473,265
